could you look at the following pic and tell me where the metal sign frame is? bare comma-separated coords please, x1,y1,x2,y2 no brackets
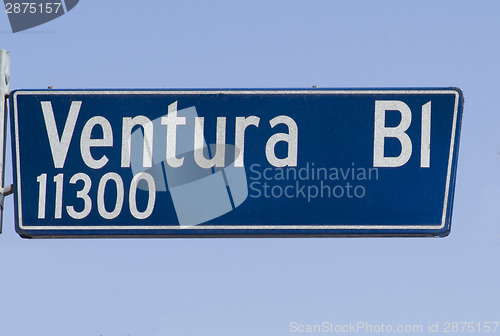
10,88,463,238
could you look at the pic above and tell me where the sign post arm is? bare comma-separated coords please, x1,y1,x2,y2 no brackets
0,49,11,234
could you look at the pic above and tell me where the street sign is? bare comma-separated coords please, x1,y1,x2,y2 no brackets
10,89,463,238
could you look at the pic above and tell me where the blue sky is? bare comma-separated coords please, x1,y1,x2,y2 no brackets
0,1,499,335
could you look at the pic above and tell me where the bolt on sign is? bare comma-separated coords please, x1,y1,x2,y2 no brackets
9,89,463,238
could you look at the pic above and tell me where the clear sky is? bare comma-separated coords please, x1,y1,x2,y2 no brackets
0,1,499,335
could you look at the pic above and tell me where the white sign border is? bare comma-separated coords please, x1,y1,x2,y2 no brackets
12,89,461,232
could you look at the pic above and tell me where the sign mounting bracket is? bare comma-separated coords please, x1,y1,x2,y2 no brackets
0,49,12,234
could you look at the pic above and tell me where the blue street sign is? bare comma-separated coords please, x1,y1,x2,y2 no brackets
10,89,463,238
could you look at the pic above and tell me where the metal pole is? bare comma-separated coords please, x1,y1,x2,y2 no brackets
0,49,11,233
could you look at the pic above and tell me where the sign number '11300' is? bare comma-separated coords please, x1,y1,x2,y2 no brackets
10,89,463,238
